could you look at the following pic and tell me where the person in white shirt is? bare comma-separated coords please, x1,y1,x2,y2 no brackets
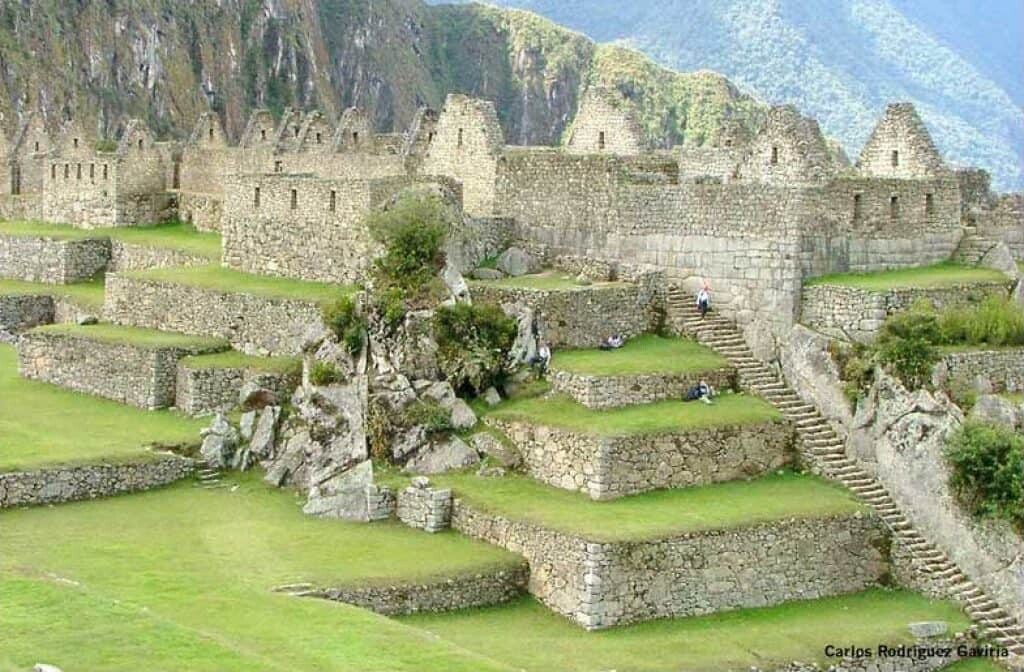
696,284,711,318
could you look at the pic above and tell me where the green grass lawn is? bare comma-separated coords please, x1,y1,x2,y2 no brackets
946,660,1008,672
31,323,229,351
405,590,971,672
124,264,357,305
0,344,206,471
551,335,728,375
0,474,519,672
471,271,630,291
0,220,221,260
488,392,781,436
0,277,106,311
180,350,302,374
805,262,1009,290
433,471,865,541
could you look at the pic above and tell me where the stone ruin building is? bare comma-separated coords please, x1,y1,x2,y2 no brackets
2,85,1024,667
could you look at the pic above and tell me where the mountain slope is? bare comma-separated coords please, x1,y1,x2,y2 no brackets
0,0,760,152
438,0,1024,191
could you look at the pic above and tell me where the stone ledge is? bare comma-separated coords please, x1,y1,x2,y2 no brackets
487,416,795,500
549,366,737,409
103,273,326,356
295,563,529,616
452,500,889,629
0,234,109,284
175,361,300,416
18,329,227,409
107,240,214,273
0,455,195,508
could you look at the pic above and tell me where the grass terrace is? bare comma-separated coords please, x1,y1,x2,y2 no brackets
0,474,519,672
0,345,205,472
551,334,728,375
0,220,221,260
805,262,1009,290
180,350,302,374
470,270,631,291
30,323,229,351
0,277,105,311
405,590,971,672
487,392,781,437
123,264,357,305
433,470,865,541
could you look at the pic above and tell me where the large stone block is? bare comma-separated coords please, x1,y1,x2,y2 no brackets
0,234,109,284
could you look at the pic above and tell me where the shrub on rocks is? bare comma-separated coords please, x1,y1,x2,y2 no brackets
322,295,367,356
309,361,343,386
433,302,517,395
947,421,1024,531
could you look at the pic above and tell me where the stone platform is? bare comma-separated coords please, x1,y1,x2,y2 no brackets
18,324,228,409
175,352,301,416
0,233,109,284
450,484,888,629
549,366,737,409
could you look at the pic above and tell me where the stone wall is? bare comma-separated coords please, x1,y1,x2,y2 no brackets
801,282,1011,343
0,234,109,284
470,280,662,348
488,417,795,500
548,366,737,409
564,87,645,155
396,480,453,533
0,194,43,220
18,330,226,409
0,455,195,508
177,192,224,232
0,294,53,333
933,348,1024,393
107,241,213,272
452,500,889,629
856,103,950,180
103,273,325,356
304,563,529,617
175,363,300,416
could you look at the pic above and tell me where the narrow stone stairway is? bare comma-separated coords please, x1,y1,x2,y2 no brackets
667,287,1024,659
954,225,1003,266
195,466,224,489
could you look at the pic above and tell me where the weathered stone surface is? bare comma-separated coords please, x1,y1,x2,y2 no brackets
249,406,281,458
483,386,502,406
446,397,477,430
302,460,392,522
442,262,470,303
176,364,297,417
969,394,1022,428
495,247,539,277
471,267,504,280
908,621,949,638
390,426,428,461
469,432,521,469
549,366,736,410
404,436,480,474
779,324,853,435
199,413,238,468
240,410,257,441
932,347,1024,394
397,479,453,532
0,234,109,284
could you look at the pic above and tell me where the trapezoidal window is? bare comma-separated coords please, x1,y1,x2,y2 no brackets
316,132,322,145
925,193,935,218
63,164,69,179
274,160,283,173
890,195,900,220
598,131,606,150
891,150,899,168
290,188,298,210
853,193,863,222
51,164,56,180
209,127,215,141
76,163,81,180
253,187,261,209
771,146,779,165
73,138,78,149
33,141,39,152
11,165,20,195
329,190,336,213
457,128,463,148
260,129,267,141
89,163,95,180
294,126,300,137
137,139,143,151
102,164,108,180
352,131,359,145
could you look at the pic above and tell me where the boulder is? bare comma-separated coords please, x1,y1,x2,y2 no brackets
390,425,428,460
33,665,64,672
446,397,477,430
504,303,539,365
264,429,313,487
979,241,1019,279
404,436,480,474
239,382,279,411
199,413,238,469
423,381,457,405
483,386,502,407
496,247,539,277
470,432,521,469
471,267,504,280
302,460,377,521
908,621,948,638
250,406,282,458
779,324,853,433
970,395,1022,429
76,314,98,326
240,410,257,442
574,273,592,286
442,263,471,304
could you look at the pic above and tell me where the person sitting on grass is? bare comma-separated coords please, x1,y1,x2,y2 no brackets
684,379,715,404
599,334,626,351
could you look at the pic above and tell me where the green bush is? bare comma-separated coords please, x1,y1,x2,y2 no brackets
433,303,517,395
309,361,343,386
403,399,453,434
322,296,367,356
371,286,409,331
937,296,1024,347
947,422,1024,531
368,193,450,294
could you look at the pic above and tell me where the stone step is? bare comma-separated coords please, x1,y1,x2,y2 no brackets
18,323,229,409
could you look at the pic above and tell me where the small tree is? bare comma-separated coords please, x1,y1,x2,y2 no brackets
433,303,517,395
947,422,1024,531
367,192,450,297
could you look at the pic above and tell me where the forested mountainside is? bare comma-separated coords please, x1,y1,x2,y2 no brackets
0,0,762,150
435,0,1024,190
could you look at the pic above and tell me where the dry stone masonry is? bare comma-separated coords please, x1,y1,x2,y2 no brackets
397,477,453,532
549,366,737,409
0,234,108,284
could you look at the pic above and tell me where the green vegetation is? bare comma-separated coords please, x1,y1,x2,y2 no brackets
805,262,1008,290
406,590,970,672
945,660,1008,672
0,345,205,472
0,220,221,260
31,323,228,351
309,361,343,386
125,265,356,305
472,271,627,291
434,302,517,394
179,351,301,375
552,335,727,375
433,471,863,541
947,421,1024,531
0,277,106,311
0,474,518,672
322,295,367,355
488,393,780,436
404,398,455,435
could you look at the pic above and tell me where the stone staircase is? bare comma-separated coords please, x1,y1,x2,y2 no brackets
954,226,1002,266
195,466,225,489
666,286,1024,659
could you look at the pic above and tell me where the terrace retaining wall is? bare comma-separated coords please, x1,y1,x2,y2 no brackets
107,241,213,272
549,366,737,409
175,363,300,415
103,273,326,356
0,234,109,284
452,500,889,629
801,282,1011,343
932,348,1024,393
488,417,795,499
0,455,195,508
